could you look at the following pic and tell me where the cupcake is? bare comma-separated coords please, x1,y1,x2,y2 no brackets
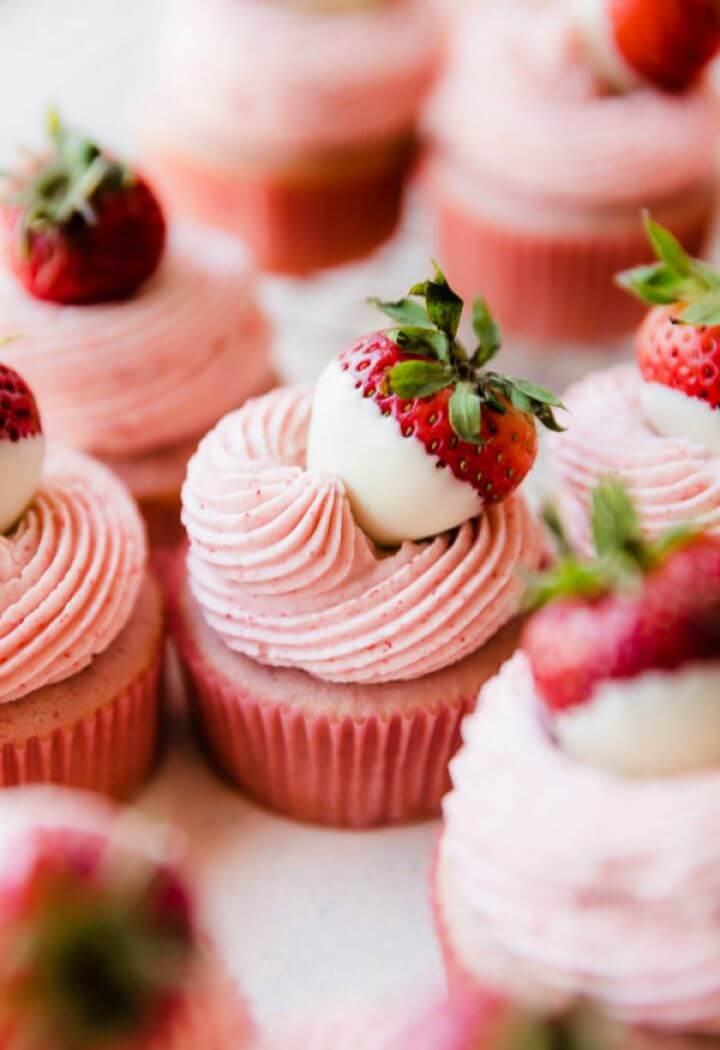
138,0,442,276
0,364,162,796
553,219,720,550
435,481,720,1031
0,113,274,549
171,268,560,826
424,0,720,347
0,786,254,1049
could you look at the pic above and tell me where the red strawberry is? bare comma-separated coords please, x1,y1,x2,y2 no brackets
0,828,196,1050
0,362,44,534
524,480,720,713
1,111,166,305
618,216,720,406
609,0,720,93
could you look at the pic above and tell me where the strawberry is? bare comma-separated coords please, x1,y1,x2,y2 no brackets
1,111,166,305
0,362,45,534
609,0,720,93
0,828,195,1050
618,215,720,407
523,480,720,713
355,268,563,504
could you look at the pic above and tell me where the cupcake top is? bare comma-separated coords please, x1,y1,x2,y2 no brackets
0,115,270,460
0,787,253,1050
554,220,720,548
441,482,720,1031
149,0,442,159
0,443,145,704
182,270,556,684
427,3,719,208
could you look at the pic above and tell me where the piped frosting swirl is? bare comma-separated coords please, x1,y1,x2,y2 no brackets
441,652,720,1032
552,366,720,550
182,388,542,684
0,446,145,704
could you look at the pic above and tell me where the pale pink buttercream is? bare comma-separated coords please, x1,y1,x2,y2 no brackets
440,652,720,1032
0,225,271,458
182,387,542,684
552,366,720,549
144,0,441,164
427,4,719,210
0,446,145,704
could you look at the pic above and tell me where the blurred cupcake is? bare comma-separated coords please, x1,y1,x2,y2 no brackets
0,114,274,549
138,0,442,275
552,220,720,549
424,0,720,347
435,483,720,1031
0,786,253,1049
0,364,162,797
171,269,558,826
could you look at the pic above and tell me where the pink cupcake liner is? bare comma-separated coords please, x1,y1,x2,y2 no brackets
172,605,475,828
147,144,415,276
0,652,163,800
432,182,715,346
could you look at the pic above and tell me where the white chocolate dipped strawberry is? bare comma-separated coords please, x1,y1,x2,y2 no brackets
307,267,563,546
571,0,720,94
524,481,720,777
0,363,45,534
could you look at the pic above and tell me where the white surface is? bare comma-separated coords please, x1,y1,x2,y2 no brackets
555,665,720,777
639,381,720,456
307,358,482,544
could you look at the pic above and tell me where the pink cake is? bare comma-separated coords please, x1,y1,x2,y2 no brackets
0,366,163,796
0,787,254,1049
424,2,719,346
139,0,442,275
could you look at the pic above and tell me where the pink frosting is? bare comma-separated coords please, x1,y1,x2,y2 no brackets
0,446,146,704
441,652,720,1032
0,225,271,458
427,4,719,208
145,0,442,161
552,366,720,550
182,387,542,684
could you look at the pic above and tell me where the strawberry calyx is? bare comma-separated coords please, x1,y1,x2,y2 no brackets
4,110,132,250
369,265,565,444
0,831,196,1049
617,213,720,325
528,479,695,610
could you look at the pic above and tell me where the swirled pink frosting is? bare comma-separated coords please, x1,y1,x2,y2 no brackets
552,366,720,550
0,225,271,458
182,388,542,684
440,652,720,1032
0,446,146,704
427,3,719,208
145,0,442,162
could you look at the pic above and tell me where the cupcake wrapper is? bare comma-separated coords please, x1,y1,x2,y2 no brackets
0,652,163,800
433,186,715,346
175,624,473,828
147,146,414,276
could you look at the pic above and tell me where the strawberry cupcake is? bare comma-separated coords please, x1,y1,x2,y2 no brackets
435,481,720,1032
0,114,273,548
0,364,163,797
138,0,442,275
424,0,720,346
553,219,720,550
171,269,559,827
0,786,253,1049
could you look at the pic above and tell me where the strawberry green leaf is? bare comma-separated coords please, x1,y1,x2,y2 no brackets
389,326,450,361
525,558,612,611
541,502,574,558
411,264,463,339
617,216,720,309
679,290,720,326
591,478,649,569
388,360,453,399
644,214,693,278
471,297,501,365
367,296,431,328
449,381,483,444
508,378,564,408
615,263,686,305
